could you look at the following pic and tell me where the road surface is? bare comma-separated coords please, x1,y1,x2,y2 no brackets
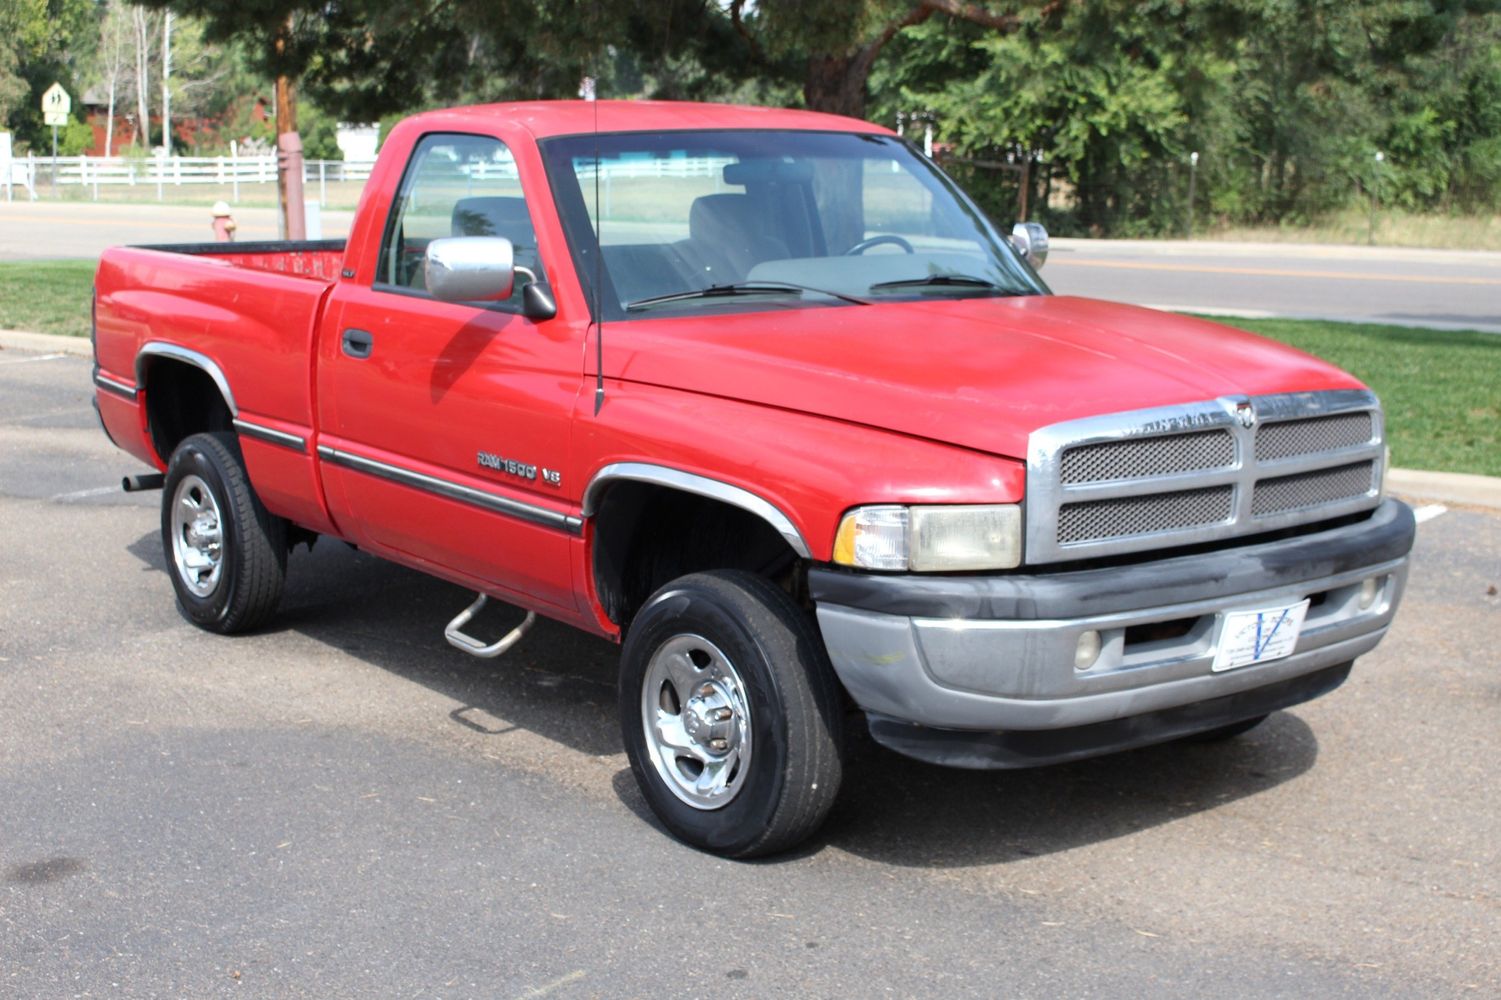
1,346,1497,997
1046,237,1501,333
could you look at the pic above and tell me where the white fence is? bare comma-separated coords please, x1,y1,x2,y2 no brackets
2,153,374,203
1,152,743,204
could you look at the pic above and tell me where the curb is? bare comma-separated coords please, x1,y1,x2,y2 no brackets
0,329,92,357
1387,469,1501,512
4,326,1498,511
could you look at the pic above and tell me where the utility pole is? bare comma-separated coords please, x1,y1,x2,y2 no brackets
1018,157,1030,222
1185,151,1199,238
161,12,172,155
1368,151,1384,246
274,13,306,240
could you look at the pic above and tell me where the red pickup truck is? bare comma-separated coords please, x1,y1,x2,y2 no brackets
92,101,1414,857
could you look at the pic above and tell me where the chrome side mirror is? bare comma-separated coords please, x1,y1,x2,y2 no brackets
426,236,516,302
1010,222,1049,269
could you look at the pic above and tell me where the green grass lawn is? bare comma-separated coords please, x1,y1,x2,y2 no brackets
0,259,96,339
1209,317,1501,477
0,257,1493,475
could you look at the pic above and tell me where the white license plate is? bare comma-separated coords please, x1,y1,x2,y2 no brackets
1212,600,1311,672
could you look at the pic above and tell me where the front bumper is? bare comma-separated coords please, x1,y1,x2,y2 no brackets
810,499,1414,764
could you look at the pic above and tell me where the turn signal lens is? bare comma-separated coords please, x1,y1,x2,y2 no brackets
833,506,910,571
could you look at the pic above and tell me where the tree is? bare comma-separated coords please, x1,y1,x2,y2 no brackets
132,6,156,150
0,0,97,150
96,2,133,155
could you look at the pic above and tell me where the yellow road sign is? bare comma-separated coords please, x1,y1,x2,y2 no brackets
42,83,71,127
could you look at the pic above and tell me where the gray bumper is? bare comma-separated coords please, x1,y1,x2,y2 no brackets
810,500,1414,734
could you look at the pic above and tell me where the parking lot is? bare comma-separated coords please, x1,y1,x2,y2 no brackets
1,347,1498,997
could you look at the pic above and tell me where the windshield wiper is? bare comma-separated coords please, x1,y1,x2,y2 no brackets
626,281,868,311
869,274,1015,294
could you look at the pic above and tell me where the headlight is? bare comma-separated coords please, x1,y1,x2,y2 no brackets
833,504,1022,572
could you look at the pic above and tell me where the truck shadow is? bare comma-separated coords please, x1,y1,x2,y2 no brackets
127,531,626,757
816,714,1318,868
128,532,1321,867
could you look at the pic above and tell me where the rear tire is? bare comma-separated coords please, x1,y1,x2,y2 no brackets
161,431,286,633
620,570,844,858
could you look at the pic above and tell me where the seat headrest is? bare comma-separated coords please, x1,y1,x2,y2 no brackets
452,196,535,246
689,194,765,244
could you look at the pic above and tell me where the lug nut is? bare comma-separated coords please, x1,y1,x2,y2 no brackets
714,708,733,721
708,738,728,752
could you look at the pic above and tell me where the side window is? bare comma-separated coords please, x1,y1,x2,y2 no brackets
377,133,536,305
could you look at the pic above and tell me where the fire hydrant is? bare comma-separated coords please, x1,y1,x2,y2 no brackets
211,201,238,242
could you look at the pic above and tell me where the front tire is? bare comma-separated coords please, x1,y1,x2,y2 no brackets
161,431,286,633
620,570,844,858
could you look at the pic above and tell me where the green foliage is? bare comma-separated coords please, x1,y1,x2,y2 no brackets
57,116,94,156
870,0,1501,236
876,2,1231,234
295,100,340,160
0,0,97,151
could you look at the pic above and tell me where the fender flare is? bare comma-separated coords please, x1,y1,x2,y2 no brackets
135,342,239,416
582,462,811,559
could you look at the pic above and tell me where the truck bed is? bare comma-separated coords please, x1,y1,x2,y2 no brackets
92,240,345,499
129,239,347,281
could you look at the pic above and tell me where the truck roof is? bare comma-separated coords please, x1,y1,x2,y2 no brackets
402,100,893,140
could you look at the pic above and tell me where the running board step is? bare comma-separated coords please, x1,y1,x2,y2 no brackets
444,593,535,659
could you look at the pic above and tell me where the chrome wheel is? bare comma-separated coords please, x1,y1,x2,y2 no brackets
169,473,223,598
641,633,752,810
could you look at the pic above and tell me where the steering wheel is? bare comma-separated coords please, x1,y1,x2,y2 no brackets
844,234,915,255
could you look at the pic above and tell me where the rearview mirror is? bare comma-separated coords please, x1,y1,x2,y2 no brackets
426,236,515,302
1010,222,1049,269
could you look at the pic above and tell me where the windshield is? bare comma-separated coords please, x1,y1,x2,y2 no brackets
539,129,1048,319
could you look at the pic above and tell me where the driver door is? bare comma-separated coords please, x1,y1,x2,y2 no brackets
316,132,581,613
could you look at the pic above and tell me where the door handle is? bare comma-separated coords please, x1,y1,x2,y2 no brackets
342,328,373,359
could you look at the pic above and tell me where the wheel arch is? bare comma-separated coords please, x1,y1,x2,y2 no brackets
582,463,810,558
583,463,813,630
136,343,237,464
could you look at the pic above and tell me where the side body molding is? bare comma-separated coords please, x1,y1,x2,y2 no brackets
582,462,812,559
136,342,239,416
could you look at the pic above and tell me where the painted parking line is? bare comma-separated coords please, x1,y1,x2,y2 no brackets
0,353,67,365
51,485,121,503
1413,504,1449,524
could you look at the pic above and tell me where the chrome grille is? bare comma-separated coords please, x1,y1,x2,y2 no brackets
1253,461,1375,517
1256,412,1373,462
1026,390,1384,564
1059,486,1233,545
1061,430,1234,484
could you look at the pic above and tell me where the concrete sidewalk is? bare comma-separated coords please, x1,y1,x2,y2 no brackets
6,328,1495,513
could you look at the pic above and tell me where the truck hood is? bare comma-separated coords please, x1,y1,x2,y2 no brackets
606,295,1365,460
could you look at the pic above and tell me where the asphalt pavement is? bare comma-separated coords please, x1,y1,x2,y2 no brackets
1044,238,1501,333
1,346,1498,997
